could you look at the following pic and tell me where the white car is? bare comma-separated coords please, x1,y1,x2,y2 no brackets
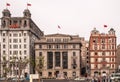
74,77,86,81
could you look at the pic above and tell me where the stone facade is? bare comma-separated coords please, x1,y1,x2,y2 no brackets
35,33,82,78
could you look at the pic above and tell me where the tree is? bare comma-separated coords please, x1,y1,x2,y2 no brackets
2,55,11,82
35,56,45,82
17,58,29,82
9,55,29,82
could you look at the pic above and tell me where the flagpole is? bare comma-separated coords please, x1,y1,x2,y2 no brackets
6,3,7,9
57,25,61,34
27,3,28,9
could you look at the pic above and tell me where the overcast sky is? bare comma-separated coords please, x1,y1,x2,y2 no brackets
0,0,120,44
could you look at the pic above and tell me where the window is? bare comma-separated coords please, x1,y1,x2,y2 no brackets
73,44,76,48
73,52,76,56
47,52,53,69
39,45,42,49
55,44,60,49
62,52,68,69
55,52,60,66
63,38,69,42
39,52,42,56
3,38,5,42
112,58,114,62
13,45,18,49
63,45,67,49
3,44,6,48
101,39,105,43
95,52,97,55
112,64,114,68
3,33,5,36
13,39,18,43
24,44,26,48
3,50,6,54
9,39,12,43
112,52,114,55
9,33,12,36
112,38,114,43
112,45,114,49
94,45,97,50
24,20,27,27
19,51,22,55
102,44,105,49
47,39,53,42
19,45,21,49
24,50,27,55
24,33,26,36
10,51,12,55
19,39,21,43
10,45,12,48
24,56,26,59
3,21,6,27
24,39,26,42
48,45,52,49
95,59,98,62
102,52,105,56
19,33,21,37
13,33,18,37
55,39,61,42
95,65,98,68
13,51,18,55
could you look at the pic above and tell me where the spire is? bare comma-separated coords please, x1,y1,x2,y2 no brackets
23,9,31,18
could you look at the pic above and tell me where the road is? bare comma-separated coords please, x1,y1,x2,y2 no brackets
41,79,87,82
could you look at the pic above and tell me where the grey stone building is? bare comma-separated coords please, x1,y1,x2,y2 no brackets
35,33,82,78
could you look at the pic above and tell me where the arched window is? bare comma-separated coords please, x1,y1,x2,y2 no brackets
24,20,27,27
3,20,6,27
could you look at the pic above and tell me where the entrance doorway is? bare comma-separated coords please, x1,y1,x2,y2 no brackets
55,71,59,78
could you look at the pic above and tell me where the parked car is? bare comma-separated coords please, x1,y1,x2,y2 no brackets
0,77,6,80
74,77,86,81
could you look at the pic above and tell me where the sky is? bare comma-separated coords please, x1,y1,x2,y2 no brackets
0,0,120,45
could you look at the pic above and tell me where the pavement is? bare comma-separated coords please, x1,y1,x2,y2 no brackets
41,79,86,82
0,79,87,82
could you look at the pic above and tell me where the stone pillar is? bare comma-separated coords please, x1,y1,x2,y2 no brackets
53,51,55,77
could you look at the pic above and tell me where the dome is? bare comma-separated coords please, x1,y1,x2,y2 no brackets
23,9,30,13
2,9,11,17
91,28,99,34
23,9,31,18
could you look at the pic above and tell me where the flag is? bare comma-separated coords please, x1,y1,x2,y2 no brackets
27,3,31,6
6,3,10,6
104,25,107,28
58,25,61,29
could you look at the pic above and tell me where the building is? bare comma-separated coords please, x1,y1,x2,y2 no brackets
85,41,90,76
0,8,44,77
116,44,120,71
35,33,82,78
79,38,89,76
89,28,117,77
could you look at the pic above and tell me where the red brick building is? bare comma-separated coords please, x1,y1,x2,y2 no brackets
89,28,117,77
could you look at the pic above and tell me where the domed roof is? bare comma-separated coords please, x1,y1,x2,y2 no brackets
91,28,99,34
23,9,30,13
109,28,115,31
2,9,10,13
